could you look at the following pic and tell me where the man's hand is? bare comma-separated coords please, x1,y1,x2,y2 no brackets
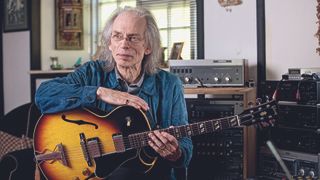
148,128,182,162
96,87,149,111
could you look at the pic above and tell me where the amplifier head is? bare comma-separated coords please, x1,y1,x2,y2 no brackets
169,59,248,87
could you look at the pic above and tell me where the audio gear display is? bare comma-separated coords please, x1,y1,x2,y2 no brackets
257,147,320,179
186,98,244,122
169,59,248,87
185,96,256,180
188,127,248,180
269,127,320,154
277,102,320,129
283,68,320,80
274,80,320,105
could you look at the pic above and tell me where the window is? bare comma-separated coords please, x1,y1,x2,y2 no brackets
90,0,202,61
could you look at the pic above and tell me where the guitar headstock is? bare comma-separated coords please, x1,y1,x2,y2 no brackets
239,99,278,127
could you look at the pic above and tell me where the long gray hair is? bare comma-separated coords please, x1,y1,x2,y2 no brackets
95,6,161,75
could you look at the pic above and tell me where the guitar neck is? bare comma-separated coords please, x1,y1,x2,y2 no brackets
126,115,240,149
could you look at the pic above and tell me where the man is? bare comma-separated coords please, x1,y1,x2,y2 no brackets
35,6,192,180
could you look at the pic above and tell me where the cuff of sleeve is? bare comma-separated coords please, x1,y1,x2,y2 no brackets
81,86,99,105
169,147,186,168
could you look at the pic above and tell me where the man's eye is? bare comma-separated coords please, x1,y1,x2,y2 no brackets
130,36,139,42
113,34,122,40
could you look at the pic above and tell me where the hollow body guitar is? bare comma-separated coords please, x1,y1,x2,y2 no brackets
33,101,277,180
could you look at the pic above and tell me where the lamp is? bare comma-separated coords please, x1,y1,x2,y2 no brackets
218,0,242,12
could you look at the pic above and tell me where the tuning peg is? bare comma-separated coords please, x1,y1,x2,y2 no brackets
265,95,270,102
247,101,254,108
256,98,262,105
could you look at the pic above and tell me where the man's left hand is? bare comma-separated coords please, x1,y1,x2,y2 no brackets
148,127,182,162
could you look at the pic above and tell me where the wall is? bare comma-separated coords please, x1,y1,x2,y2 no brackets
204,0,257,82
2,0,319,113
40,0,91,70
265,0,320,80
3,31,31,114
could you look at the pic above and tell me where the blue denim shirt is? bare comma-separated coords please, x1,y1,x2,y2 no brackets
35,60,192,179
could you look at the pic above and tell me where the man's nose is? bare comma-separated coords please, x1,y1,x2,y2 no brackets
119,37,130,47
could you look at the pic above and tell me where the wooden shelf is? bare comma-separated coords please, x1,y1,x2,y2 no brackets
184,87,255,94
29,70,74,74
184,87,256,109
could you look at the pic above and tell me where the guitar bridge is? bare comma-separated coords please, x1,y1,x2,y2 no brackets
35,143,68,166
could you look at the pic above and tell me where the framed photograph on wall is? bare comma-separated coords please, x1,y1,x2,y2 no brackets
3,0,29,32
169,42,184,60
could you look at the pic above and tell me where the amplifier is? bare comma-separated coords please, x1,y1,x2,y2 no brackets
269,127,320,154
257,146,320,179
169,59,248,87
185,97,255,180
277,102,320,129
275,80,320,105
283,68,320,80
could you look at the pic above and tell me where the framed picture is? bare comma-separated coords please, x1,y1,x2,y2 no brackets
169,42,184,60
3,0,29,32
55,0,83,50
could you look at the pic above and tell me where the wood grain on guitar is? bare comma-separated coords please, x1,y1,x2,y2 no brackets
33,101,277,179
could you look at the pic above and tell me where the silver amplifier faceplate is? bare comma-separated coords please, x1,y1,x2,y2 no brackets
169,59,248,87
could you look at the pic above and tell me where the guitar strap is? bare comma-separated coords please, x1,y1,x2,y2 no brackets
25,103,34,138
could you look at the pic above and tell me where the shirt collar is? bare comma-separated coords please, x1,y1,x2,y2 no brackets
114,67,145,87
109,68,157,96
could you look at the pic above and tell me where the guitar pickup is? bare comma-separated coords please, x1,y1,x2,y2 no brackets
87,137,102,157
112,133,126,152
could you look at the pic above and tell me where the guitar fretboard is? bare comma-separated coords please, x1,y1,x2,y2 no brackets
125,116,240,149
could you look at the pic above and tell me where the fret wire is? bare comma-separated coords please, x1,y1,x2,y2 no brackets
205,121,212,133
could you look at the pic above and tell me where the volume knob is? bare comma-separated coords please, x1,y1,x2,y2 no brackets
184,77,192,83
213,77,220,82
225,76,231,82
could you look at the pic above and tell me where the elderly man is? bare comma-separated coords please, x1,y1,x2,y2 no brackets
35,6,192,180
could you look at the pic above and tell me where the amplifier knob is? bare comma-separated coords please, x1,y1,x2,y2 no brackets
309,171,315,178
213,77,220,82
184,76,192,83
298,168,305,176
225,76,231,82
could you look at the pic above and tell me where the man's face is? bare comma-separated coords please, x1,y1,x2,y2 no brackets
109,12,151,69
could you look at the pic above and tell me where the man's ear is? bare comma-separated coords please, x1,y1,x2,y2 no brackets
145,47,151,55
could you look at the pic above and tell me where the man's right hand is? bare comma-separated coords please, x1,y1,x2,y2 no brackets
96,87,149,111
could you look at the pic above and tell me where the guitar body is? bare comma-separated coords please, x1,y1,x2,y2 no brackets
33,106,156,180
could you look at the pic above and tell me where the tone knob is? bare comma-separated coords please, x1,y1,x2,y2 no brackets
225,76,231,82
213,77,220,82
82,168,91,176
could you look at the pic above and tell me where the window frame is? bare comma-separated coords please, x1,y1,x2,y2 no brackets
90,0,204,60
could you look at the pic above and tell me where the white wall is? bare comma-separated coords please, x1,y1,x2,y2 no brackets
265,0,320,80
3,31,31,114
40,0,91,70
204,0,257,82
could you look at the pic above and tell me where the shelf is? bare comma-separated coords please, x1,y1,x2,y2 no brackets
184,87,255,94
29,70,74,75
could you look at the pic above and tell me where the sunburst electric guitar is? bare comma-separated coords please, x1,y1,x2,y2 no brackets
33,100,277,180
